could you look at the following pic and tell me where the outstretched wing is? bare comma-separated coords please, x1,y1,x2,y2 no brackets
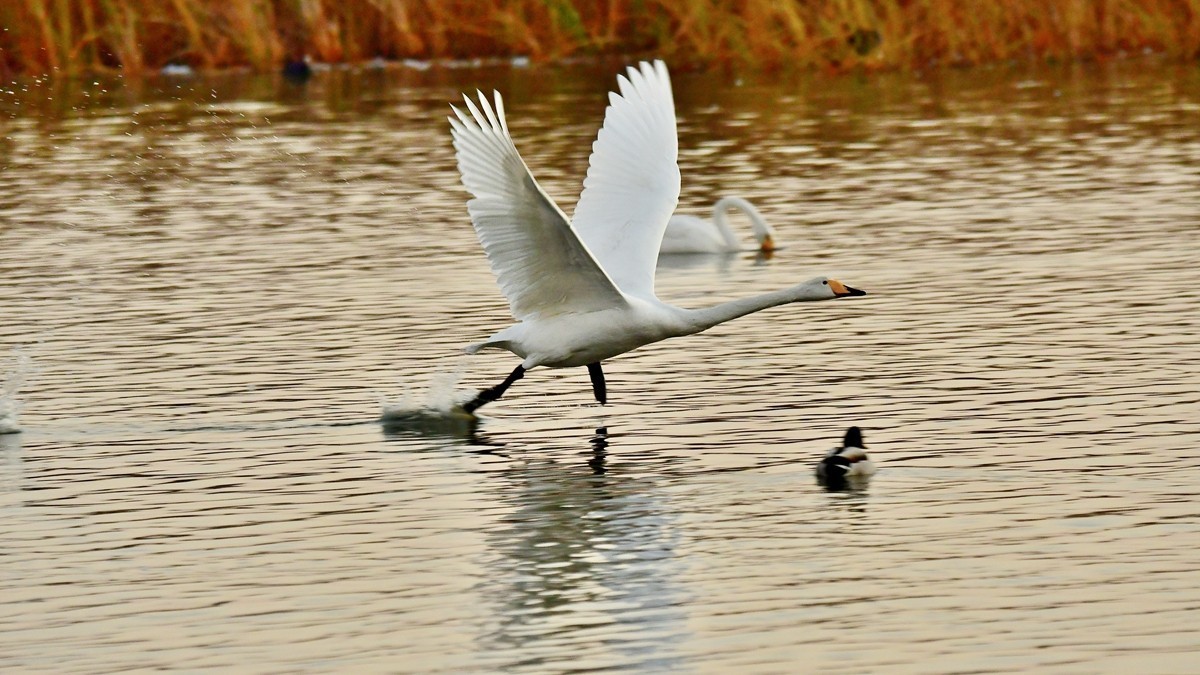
571,60,680,301
449,92,627,321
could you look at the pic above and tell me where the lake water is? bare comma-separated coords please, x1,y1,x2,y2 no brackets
2,59,1199,672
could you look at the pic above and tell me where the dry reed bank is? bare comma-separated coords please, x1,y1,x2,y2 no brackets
2,0,1199,77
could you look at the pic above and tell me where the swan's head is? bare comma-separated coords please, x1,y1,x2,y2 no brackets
804,276,866,299
759,233,777,254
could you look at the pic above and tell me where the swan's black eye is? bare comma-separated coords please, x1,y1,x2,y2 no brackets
822,280,828,285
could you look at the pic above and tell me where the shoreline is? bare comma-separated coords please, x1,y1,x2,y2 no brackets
2,1,1197,79
1,48,1191,85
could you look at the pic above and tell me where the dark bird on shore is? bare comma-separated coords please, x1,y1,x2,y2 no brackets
282,57,312,83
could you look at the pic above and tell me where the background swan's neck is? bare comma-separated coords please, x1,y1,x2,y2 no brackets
710,196,749,249
713,196,774,248
675,283,829,336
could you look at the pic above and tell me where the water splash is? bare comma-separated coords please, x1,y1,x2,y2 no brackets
0,349,35,435
378,367,479,432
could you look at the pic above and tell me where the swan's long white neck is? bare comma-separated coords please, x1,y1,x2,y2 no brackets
712,196,774,248
673,280,832,336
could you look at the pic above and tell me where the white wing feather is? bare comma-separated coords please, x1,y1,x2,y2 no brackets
572,60,680,300
449,91,627,321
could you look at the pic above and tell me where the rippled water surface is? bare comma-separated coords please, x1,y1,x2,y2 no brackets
3,60,1200,672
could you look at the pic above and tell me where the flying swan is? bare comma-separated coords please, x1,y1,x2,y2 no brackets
449,60,865,414
661,196,778,254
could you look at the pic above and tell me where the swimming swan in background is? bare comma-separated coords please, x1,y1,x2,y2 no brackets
816,426,876,489
661,196,778,254
448,60,865,414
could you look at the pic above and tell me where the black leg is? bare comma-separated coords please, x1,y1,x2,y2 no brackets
463,365,525,414
587,362,607,404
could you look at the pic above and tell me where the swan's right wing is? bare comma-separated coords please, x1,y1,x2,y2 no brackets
571,60,681,301
450,92,627,321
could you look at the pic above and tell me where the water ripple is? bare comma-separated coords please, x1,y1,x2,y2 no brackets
2,62,1199,672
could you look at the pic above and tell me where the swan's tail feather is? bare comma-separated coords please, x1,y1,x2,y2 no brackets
464,339,511,355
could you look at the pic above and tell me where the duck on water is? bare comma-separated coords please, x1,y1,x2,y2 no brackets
817,426,876,489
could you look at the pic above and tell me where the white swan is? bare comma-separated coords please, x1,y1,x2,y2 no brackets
816,426,876,489
448,61,865,413
661,196,778,254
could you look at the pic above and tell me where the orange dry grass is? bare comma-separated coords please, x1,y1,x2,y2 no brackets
1,0,1198,76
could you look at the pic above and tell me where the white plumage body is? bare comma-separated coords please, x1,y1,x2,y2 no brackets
467,298,690,368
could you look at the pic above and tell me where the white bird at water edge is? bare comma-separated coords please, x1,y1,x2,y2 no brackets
661,196,779,254
448,60,865,414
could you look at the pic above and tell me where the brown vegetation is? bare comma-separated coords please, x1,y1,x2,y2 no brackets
2,0,1198,76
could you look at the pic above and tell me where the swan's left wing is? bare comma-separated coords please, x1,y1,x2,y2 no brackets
571,60,680,301
450,92,627,322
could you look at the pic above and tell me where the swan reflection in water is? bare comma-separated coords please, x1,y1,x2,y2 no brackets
477,426,690,669
588,426,609,474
